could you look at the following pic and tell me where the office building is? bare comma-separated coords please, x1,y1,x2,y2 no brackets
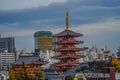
34,31,53,52
0,36,15,53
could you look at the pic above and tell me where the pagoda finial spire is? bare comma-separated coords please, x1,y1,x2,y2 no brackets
66,8,69,30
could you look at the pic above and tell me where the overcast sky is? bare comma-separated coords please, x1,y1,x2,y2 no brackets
0,0,120,52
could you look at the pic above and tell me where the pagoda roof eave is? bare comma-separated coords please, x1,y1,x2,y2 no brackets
54,47,84,51
54,40,84,44
53,30,83,37
52,55,85,59
53,62,80,67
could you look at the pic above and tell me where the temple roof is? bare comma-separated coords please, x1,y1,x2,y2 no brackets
13,56,48,65
54,40,83,44
52,55,85,59
53,30,83,37
54,47,83,51
53,62,79,67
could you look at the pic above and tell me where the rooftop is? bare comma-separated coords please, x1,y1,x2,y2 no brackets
13,56,48,65
54,30,83,37
34,31,52,37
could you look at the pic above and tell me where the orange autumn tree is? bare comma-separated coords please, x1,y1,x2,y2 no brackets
15,67,26,80
111,57,120,72
35,70,44,80
8,67,16,80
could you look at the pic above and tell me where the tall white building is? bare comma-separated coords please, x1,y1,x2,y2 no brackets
0,52,15,70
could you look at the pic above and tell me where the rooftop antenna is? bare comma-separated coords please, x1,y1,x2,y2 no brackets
66,8,70,30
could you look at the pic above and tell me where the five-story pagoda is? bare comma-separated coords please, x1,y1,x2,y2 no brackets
52,8,84,71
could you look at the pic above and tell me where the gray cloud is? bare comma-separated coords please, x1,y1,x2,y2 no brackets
0,0,120,51
0,0,66,11
0,0,119,27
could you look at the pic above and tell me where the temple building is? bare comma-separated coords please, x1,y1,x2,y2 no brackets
52,8,84,71
11,52,48,79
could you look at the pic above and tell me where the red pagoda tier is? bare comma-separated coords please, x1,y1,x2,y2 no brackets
52,8,85,71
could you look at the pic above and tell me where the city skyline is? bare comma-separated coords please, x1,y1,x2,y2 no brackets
0,0,120,52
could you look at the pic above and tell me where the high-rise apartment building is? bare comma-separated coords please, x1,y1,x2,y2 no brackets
34,31,53,52
0,36,15,53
